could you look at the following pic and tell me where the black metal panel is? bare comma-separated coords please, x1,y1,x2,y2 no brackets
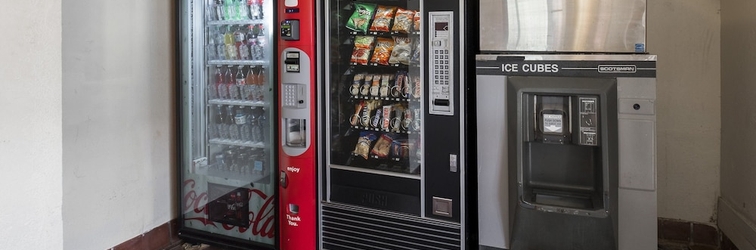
321,203,461,250
423,0,463,223
329,169,421,214
476,57,657,78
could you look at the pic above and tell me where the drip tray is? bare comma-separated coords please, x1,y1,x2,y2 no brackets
532,189,594,210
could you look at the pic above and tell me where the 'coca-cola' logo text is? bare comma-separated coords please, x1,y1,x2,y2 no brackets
183,179,275,238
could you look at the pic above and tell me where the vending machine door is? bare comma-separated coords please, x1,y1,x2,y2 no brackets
178,0,278,248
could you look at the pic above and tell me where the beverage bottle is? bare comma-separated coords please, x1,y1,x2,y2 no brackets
226,67,239,99
224,0,236,20
244,66,256,101
209,105,221,139
251,37,264,61
205,0,215,21
250,107,265,143
217,105,229,139
215,0,224,21
237,108,251,141
234,27,247,60
227,106,239,140
206,31,217,61
217,66,229,99
209,66,222,99
249,0,262,20
236,0,249,20
224,27,237,60
251,149,265,175
255,67,266,101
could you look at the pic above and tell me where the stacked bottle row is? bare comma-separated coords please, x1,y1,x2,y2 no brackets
209,65,267,101
205,0,265,21
209,105,266,144
210,146,267,177
206,25,267,61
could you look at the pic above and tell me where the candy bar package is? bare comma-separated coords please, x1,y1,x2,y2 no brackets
351,101,365,126
411,74,422,98
388,37,413,65
391,8,415,33
391,104,406,133
350,36,375,65
369,37,395,65
347,3,377,33
353,131,378,159
390,138,411,160
361,74,373,96
350,73,366,96
379,74,392,97
391,71,406,98
370,133,395,159
381,105,393,131
369,74,381,97
370,107,383,128
369,5,397,32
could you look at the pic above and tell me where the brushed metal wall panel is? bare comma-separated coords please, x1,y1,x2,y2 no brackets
479,0,647,53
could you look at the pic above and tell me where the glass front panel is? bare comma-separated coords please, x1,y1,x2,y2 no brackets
327,0,423,176
181,0,276,245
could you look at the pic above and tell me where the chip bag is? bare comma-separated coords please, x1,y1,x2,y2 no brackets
370,37,395,65
346,3,377,33
350,36,375,65
369,5,397,32
389,37,413,65
391,9,414,33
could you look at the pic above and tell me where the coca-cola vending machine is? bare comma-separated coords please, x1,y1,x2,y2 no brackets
177,0,280,249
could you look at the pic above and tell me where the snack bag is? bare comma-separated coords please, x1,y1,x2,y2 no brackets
350,36,375,65
353,131,378,159
410,41,421,65
388,37,413,65
369,5,397,32
371,133,395,158
346,3,377,33
391,9,414,33
413,11,421,31
369,37,395,65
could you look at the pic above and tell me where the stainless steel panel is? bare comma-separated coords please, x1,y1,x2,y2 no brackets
476,54,656,62
476,75,511,249
479,0,647,53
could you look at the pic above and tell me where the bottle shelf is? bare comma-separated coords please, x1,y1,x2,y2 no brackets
207,19,265,26
209,138,266,148
208,60,269,66
209,99,268,107
198,165,270,184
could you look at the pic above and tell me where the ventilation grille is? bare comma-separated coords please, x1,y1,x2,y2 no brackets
321,202,461,250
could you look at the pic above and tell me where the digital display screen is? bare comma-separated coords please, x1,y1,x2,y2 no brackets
435,22,448,31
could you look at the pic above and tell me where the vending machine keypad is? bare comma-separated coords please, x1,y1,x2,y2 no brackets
429,12,454,116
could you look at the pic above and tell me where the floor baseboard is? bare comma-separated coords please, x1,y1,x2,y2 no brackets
110,219,181,250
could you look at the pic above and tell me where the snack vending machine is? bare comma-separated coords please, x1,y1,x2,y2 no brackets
178,0,279,249
318,0,477,249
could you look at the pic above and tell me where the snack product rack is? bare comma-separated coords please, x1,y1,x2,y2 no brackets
327,1,424,176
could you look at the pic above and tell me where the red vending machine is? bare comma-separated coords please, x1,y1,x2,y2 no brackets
277,0,318,249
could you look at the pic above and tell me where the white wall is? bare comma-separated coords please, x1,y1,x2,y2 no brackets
0,0,64,249
720,0,756,248
61,0,175,249
648,0,722,224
